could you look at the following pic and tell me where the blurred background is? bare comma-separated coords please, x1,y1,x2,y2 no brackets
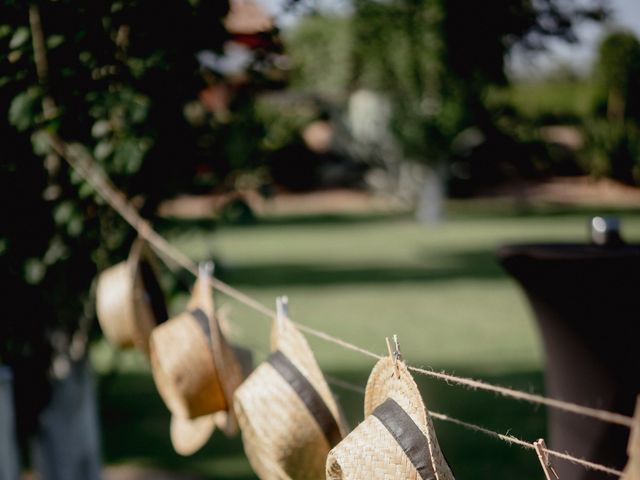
1,0,640,478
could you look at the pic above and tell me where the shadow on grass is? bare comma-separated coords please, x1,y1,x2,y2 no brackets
98,373,254,480
99,367,546,479
215,249,504,287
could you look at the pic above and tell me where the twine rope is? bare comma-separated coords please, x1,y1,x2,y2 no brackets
430,412,624,477
48,133,634,434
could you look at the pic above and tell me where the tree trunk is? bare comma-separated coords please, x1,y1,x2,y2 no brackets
415,163,446,224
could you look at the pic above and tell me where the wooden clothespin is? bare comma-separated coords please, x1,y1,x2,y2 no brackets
622,396,640,480
276,296,289,332
385,334,402,378
534,438,559,480
199,260,215,279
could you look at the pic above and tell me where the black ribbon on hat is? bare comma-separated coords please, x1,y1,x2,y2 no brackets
371,398,445,480
267,350,342,448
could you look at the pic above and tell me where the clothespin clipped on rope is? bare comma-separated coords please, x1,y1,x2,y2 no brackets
534,438,559,480
199,260,215,279
622,396,640,480
385,334,402,378
276,295,289,332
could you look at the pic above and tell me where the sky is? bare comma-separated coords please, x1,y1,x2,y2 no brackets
257,0,640,78
508,0,640,77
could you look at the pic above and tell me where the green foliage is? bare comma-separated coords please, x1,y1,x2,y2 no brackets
9,86,42,131
254,96,317,152
350,0,442,102
581,119,640,184
286,15,355,95
577,30,640,185
487,79,597,124
596,30,640,94
353,0,449,160
9,26,29,49
0,0,230,365
593,30,640,121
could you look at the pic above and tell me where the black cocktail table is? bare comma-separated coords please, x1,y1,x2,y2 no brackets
498,239,639,480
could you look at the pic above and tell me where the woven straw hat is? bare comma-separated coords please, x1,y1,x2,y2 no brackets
96,238,168,355
326,349,455,480
622,397,640,479
234,304,348,479
150,267,247,455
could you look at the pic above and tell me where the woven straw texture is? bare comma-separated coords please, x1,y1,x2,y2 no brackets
150,310,226,418
96,261,137,347
170,411,219,456
96,239,166,354
623,462,640,480
234,315,347,480
326,357,455,480
622,398,640,480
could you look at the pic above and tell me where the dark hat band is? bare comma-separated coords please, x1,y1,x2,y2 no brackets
372,398,440,480
267,350,342,448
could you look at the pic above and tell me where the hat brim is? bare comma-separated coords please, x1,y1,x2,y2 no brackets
170,408,241,456
170,413,218,456
168,344,252,456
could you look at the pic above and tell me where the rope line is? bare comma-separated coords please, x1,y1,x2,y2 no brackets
325,376,624,477
431,412,624,477
47,133,634,432
294,319,633,429
409,366,633,428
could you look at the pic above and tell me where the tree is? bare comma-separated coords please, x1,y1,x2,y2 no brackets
594,30,640,122
0,0,230,445
582,30,640,185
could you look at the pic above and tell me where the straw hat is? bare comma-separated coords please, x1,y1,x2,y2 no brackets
234,308,348,479
149,267,247,455
96,238,168,355
326,352,455,480
622,397,640,480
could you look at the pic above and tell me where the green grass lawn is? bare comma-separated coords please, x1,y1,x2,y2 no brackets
95,202,640,479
